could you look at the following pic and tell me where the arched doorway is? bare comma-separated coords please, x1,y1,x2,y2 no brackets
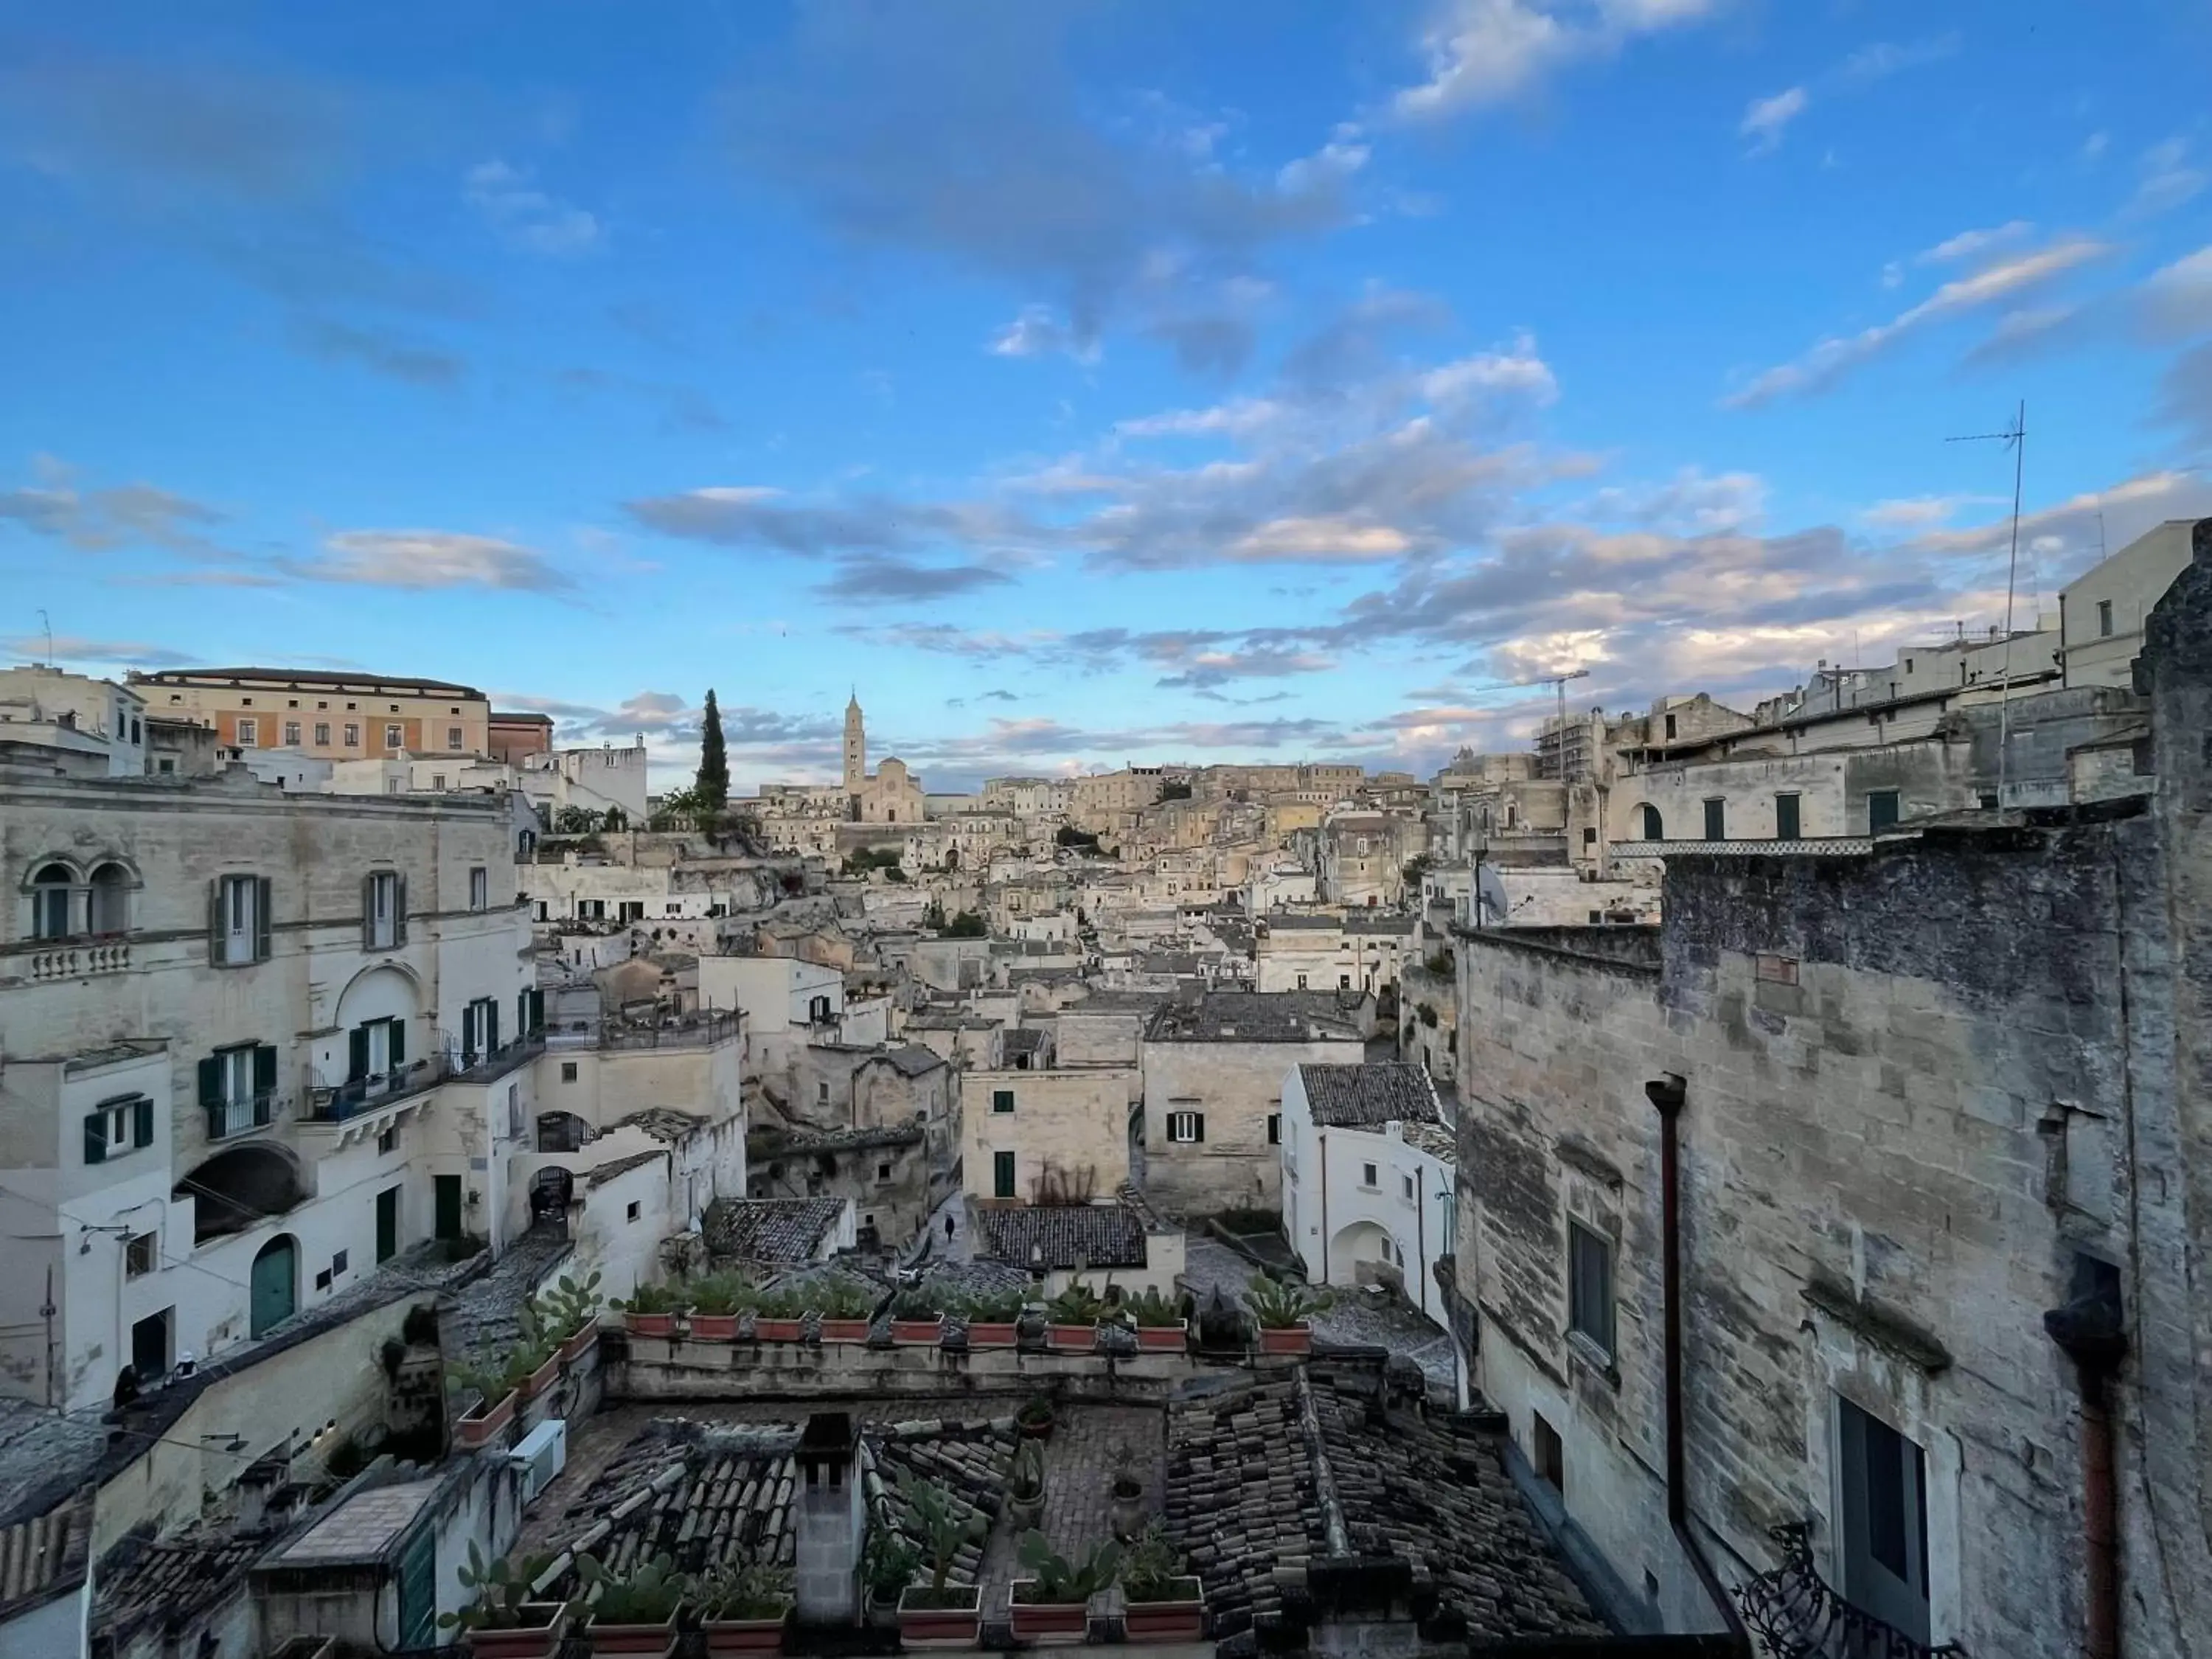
251,1234,298,1338
1328,1219,1397,1287
88,862,132,934
1638,803,1665,841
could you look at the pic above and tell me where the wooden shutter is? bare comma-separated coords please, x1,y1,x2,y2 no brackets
349,1026,371,1082
83,1113,106,1165
132,1097,155,1148
389,1017,406,1068
207,878,224,965
394,875,408,945
361,874,376,950
1192,1113,1204,1143
253,877,272,961
486,999,500,1055
253,1045,277,1096
198,1056,223,1108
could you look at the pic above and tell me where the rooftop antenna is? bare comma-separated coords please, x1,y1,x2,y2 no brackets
1946,399,2026,808
37,608,52,666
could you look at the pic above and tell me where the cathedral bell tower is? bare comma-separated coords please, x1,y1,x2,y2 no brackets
843,691,866,796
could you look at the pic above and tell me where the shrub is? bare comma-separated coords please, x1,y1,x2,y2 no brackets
1046,1280,1107,1325
1013,1531,1121,1603
1246,1272,1332,1329
1121,1523,1192,1604
575,1551,688,1625
613,1281,692,1317
697,1556,794,1621
438,1543,559,1632
1124,1287,1185,1328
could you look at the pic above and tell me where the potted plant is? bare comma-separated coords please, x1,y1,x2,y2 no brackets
613,1281,689,1339
541,1270,605,1365
750,1287,804,1343
1126,1287,1189,1353
811,1280,875,1343
1009,1530,1121,1644
572,1549,688,1655
889,1285,945,1345
1247,1273,1331,1356
1046,1280,1105,1352
894,1478,986,1648
437,1543,566,1658
1120,1523,1205,1644
861,1528,919,1625
1007,1436,1046,1530
696,1556,793,1655
509,1307,561,1402
1016,1393,1055,1441
1108,1446,1147,1542
960,1286,1024,1348
686,1271,754,1342
449,1359,519,1449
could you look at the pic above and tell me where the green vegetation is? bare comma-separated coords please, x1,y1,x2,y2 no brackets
902,1475,986,1596
1121,1523,1196,1603
438,1543,560,1632
1013,1531,1122,1603
1245,1272,1332,1329
1046,1280,1107,1325
696,1557,793,1622
574,1551,688,1625
613,1280,692,1316
695,688,729,816
1124,1287,1186,1328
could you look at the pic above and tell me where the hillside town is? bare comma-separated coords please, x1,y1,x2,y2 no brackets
0,512,2207,1659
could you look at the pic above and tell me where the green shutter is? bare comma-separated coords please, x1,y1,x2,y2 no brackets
531,988,546,1031
361,874,376,951
253,1045,277,1096
206,879,224,965
486,1001,499,1055
83,1114,106,1166
349,1026,371,1082
1192,1112,1205,1144
394,875,408,945
198,1056,223,1108
388,1017,406,1068
253,877,271,960
992,1150,1016,1199
133,1096,155,1148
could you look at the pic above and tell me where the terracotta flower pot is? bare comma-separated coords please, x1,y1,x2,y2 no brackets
625,1311,677,1338
891,1316,945,1346
897,1584,981,1649
1124,1582,1206,1644
1009,1582,1089,1644
818,1317,872,1343
1135,1321,1189,1352
467,1603,568,1657
689,1312,741,1341
515,1352,560,1401
559,1326,598,1366
582,1609,678,1653
966,1320,1018,1348
454,1388,516,1448
1047,1323,1097,1352
753,1316,803,1343
1258,1322,1312,1356
701,1612,788,1653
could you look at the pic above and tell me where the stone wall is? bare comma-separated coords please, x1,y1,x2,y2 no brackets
1139,1036,1360,1218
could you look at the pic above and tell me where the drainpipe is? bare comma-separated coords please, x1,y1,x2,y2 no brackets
1318,1133,1329,1287
1644,1074,1750,1648
2044,1252,2126,1659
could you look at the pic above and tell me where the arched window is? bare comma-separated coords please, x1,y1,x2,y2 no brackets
88,863,131,935
1638,804,1664,841
30,863,75,940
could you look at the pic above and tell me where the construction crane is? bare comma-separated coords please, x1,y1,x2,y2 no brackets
1456,668,1593,779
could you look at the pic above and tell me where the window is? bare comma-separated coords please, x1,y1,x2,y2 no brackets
1360,1161,1378,1189
1402,1172,1415,1200
992,1088,1015,1114
561,1061,579,1083
627,1201,641,1222
1568,1220,1615,1360
343,723,360,746
1267,1113,1281,1146
877,1162,892,1180
314,722,330,746
431,773,447,791
376,1126,397,1155
818,1082,830,1103
364,870,401,950
2096,598,2114,638
236,717,258,747
347,1015,406,1082
1338,973,1351,990
448,726,464,749
331,1249,348,1276
1837,1398,1931,1642
383,723,403,748
1166,1110,1204,1144
131,1308,172,1382
130,717,142,743
125,1231,159,1277
1775,793,1801,841
1638,802,1664,840
1295,973,1308,990
992,1150,1018,1199
1582,826,1597,846
469,867,488,910
84,1094,153,1164
1532,1413,1565,1491
1663,712,1677,740
211,874,270,965
30,863,74,939
1703,797,1726,841
462,996,500,1062
1868,790,1901,834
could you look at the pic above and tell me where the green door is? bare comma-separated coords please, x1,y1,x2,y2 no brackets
395,1526,437,1649
249,1237,296,1338
375,1186,400,1263
434,1175,463,1241
992,1150,1017,1199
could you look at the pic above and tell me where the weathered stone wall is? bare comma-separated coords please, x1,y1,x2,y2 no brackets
1139,1035,1360,1218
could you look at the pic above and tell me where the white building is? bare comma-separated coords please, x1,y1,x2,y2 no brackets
0,664,147,776
1279,1062,1457,1343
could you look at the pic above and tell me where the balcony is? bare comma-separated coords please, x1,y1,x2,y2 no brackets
1736,1524,1961,1659
24,941,132,981
308,1030,547,1124
578,1010,741,1052
205,1091,286,1142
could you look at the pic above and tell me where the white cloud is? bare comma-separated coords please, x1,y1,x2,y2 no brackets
463,160,600,255
1116,398,1286,439
1276,124,1371,198
1419,335,1559,406
1916,220,2033,265
1392,0,1719,120
285,529,570,591
1837,34,1961,83
2130,138,2206,218
2140,244,2212,337
1862,495,1982,529
989,304,1101,364
1725,237,2110,407
1228,517,1414,562
1740,86,1808,154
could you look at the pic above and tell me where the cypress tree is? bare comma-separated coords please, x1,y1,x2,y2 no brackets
695,688,729,815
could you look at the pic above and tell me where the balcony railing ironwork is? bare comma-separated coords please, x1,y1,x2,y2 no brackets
310,1030,546,1122
205,1091,285,1141
1736,1524,1965,1659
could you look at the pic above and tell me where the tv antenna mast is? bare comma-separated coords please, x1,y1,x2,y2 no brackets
1946,400,2026,808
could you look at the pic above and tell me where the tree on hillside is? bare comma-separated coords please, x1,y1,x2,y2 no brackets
695,689,729,816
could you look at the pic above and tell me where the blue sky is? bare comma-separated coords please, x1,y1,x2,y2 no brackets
3,1,2208,791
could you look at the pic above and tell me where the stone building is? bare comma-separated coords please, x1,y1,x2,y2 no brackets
1136,992,1363,1219
1444,521,2212,1657
1316,808,1420,906
0,663,148,776
129,666,492,763
1253,908,1414,994
959,1067,1133,1205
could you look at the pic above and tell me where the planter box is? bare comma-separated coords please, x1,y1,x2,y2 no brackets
897,1584,981,1649
1047,1323,1098,1352
582,1610,678,1654
515,1352,560,1401
559,1326,599,1366
1135,1320,1189,1352
467,1604,568,1658
965,1320,1018,1348
1124,1582,1206,1644
454,1388,517,1449
688,1312,742,1341
891,1316,945,1346
1018,1412,1054,1441
1009,1583,1089,1644
624,1311,678,1338
1258,1322,1312,1356
753,1316,803,1343
818,1318,872,1343
701,1613,789,1654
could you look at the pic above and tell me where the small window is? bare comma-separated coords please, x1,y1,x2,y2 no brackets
1568,1220,1615,1359
376,1126,397,1155
331,1249,348,1275
1589,909,1603,924
1703,797,1726,842
561,1062,579,1083
1360,1161,1378,1188
1166,1110,1204,1144
282,720,302,746
432,773,447,791
1774,793,1801,841
2096,599,2114,638
1582,826,1596,845
213,873,268,965
343,723,360,747
384,723,404,749
1267,1113,1281,1146
992,1088,1015,1114
469,867,488,911
1663,713,1677,740
627,1200,641,1222
1532,1413,1565,1491
125,1232,158,1279
237,717,258,746
877,1162,892,1180
1868,790,1901,834
1402,1172,1415,1200
313,722,331,746
240,696,254,707
365,870,400,949
818,1082,830,1103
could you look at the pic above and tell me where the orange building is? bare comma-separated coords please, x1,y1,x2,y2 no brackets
128,667,492,760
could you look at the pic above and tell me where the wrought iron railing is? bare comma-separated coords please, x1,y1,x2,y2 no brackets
309,1031,546,1121
205,1091,285,1141
1737,1524,1964,1659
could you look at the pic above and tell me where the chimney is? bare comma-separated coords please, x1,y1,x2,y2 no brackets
793,1412,862,1625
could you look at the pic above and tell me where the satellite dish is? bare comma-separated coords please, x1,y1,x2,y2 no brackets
1473,862,1510,929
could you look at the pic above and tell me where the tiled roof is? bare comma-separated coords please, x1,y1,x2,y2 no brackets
271,1478,441,1565
1402,1121,1458,1164
538,1421,799,1586
0,1487,88,1624
749,1121,925,1157
864,1416,1019,1588
973,1202,1150,1270
868,1043,949,1077
1001,1028,1046,1055
1166,1363,1603,1646
587,1149,668,1187
703,1197,846,1263
615,1107,706,1144
93,1523,263,1649
1147,991,1363,1045
1298,1062,1439,1128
